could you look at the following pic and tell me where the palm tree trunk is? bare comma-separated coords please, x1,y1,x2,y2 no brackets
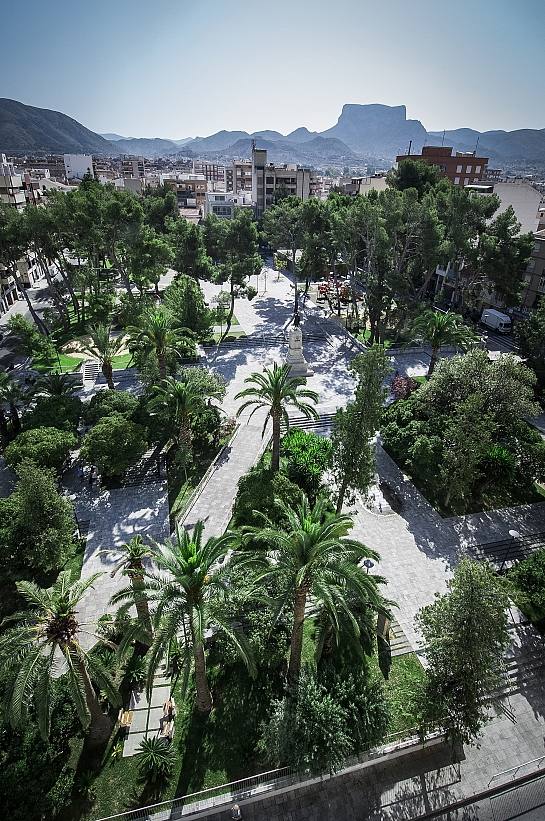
131,575,153,642
271,411,281,472
75,657,113,747
193,642,212,712
427,346,439,379
102,360,115,390
157,353,167,387
220,275,235,342
287,582,308,681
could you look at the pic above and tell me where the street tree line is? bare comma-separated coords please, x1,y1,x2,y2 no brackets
261,160,534,344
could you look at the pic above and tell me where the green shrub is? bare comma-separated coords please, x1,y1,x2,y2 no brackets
281,429,332,499
80,413,148,479
4,426,75,474
84,389,139,425
512,549,545,612
233,468,303,528
23,395,82,434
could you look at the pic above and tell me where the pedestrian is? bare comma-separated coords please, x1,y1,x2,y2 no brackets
231,805,242,820
77,465,85,486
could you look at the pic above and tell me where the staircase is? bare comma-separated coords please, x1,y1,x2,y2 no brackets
124,447,165,487
388,617,414,657
81,359,100,383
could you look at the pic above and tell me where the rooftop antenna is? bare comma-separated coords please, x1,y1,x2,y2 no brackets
474,135,479,156
407,140,412,156
441,130,445,146
251,138,256,151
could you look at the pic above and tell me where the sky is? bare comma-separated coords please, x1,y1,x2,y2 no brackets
1,0,544,139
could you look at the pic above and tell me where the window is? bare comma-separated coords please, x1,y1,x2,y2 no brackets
475,165,481,173
464,178,469,185
454,177,460,185
473,178,479,183
440,164,446,172
466,165,472,173
456,165,462,173
266,176,274,184
534,242,541,252
527,259,536,270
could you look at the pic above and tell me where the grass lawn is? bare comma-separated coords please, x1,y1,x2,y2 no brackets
212,311,240,327
67,660,284,821
32,353,84,373
368,653,426,735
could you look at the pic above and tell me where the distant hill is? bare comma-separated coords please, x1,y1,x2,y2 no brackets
100,132,130,141
2,97,543,167
185,131,251,152
113,137,183,157
203,135,357,166
286,127,320,143
427,128,545,163
0,99,120,156
321,103,428,158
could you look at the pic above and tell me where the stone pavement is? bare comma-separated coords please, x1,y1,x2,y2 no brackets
123,670,171,757
62,464,170,648
179,413,271,540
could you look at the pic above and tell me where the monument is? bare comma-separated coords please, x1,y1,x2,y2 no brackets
285,311,314,377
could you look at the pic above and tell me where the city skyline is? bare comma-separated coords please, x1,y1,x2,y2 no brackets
0,0,544,140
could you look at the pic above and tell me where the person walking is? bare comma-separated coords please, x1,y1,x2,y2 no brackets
88,466,96,487
78,465,85,487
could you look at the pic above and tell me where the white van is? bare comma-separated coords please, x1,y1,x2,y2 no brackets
480,309,512,334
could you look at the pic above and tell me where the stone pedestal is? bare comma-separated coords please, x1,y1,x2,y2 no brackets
285,327,314,378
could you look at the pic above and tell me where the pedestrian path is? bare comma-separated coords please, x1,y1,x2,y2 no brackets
178,412,271,540
62,464,170,649
123,668,171,757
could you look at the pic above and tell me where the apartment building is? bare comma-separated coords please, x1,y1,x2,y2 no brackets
521,230,545,310
193,161,225,185
395,145,489,186
251,147,313,218
203,191,253,219
225,161,253,194
0,155,26,211
63,154,94,180
163,174,207,209
121,156,146,178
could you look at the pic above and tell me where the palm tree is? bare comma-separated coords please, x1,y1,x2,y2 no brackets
0,571,120,746
235,363,319,472
35,371,81,397
79,324,127,389
0,371,27,436
410,310,478,378
148,376,221,451
112,521,255,713
127,308,193,387
99,535,153,641
239,496,387,681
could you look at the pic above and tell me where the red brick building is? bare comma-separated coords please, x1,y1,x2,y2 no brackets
395,145,489,186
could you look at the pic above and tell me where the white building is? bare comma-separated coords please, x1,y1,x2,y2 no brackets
63,154,94,180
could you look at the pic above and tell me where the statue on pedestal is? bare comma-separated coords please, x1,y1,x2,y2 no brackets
285,308,313,378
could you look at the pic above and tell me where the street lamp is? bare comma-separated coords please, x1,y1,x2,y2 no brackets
499,529,520,574
363,559,374,573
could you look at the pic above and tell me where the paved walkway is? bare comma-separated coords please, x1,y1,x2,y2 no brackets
62,464,170,648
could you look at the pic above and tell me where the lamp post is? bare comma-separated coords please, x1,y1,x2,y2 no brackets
499,529,520,574
363,559,374,574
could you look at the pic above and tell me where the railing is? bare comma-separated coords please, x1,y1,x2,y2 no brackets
95,768,297,821
469,531,545,571
95,727,430,821
488,755,545,788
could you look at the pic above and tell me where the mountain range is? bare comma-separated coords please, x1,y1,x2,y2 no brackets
2,98,545,168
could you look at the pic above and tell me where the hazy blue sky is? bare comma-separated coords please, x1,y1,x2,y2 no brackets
1,0,543,138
